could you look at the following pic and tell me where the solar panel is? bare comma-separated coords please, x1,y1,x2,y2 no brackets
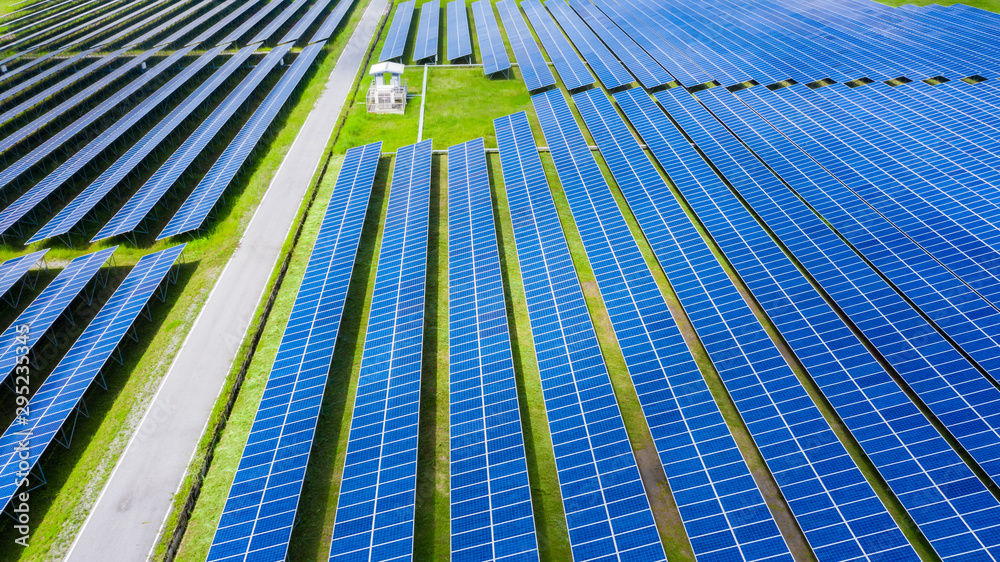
378,0,415,62
520,0,591,91
0,45,204,238
158,41,323,239
447,137,539,562
29,45,238,244
0,249,46,301
0,244,184,513
567,0,670,89
249,0,309,45
495,0,554,91
152,0,242,47
471,0,509,75
532,89,792,561
187,0,264,46
493,110,667,562
544,0,631,89
412,0,439,62
0,0,137,53
572,88,917,562
310,0,355,44
278,0,335,45
219,0,282,45
445,0,470,61
328,139,432,562
207,142,381,562
0,247,114,389
92,43,287,242
734,86,1000,307
0,45,97,105
0,44,69,91
614,87,1000,561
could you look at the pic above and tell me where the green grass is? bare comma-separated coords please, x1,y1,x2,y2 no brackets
878,0,999,11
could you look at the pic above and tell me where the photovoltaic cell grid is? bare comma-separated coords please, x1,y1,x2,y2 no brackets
250,0,310,45
0,46,99,105
614,87,1000,561
328,139,432,562
472,0,510,75
310,0,355,44
494,110,666,562
0,249,46,299
159,41,324,239
379,0,415,61
520,0,592,91
664,86,1000,485
446,0,471,61
544,0,631,90
0,248,113,388
495,0,554,92
278,0,335,45
207,142,381,562
30,44,246,244
220,0,282,45
413,0,439,61
572,88,916,562
0,45,204,238
532,89,792,562
447,138,539,562
567,0,670,89
92,43,285,242
187,0,264,46
0,244,184,512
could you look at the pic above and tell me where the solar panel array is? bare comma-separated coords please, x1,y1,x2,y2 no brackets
520,0,592,91
446,0,471,61
0,248,114,388
471,0,510,76
531,89,792,562
494,110,667,562
0,244,184,512
413,0,439,62
614,86,1000,561
208,142,381,562
379,0,415,62
447,137,539,562
572,87,917,562
495,0,554,92
159,41,325,239
544,0,632,90
329,139,432,562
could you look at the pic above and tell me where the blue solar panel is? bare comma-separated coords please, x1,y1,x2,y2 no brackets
0,45,69,92
495,0,554,91
92,43,288,242
413,0,439,61
734,86,1000,307
310,0,355,44
614,87,1000,561
567,0,669,89
493,110,667,562
278,0,334,45
0,45,205,238
328,139,432,562
447,137,539,562
219,0,282,45
544,0,631,90
30,45,245,244
0,249,46,300
158,42,324,239
532,89,793,562
378,0,415,62
572,88,917,562
0,244,184,513
250,0,309,44
153,0,241,47
208,142,381,562
0,248,114,389
187,0,265,46
0,45,98,105
472,0,510,75
446,0,471,61
520,0,591,91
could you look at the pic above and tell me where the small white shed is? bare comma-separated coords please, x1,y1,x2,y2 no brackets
367,61,407,114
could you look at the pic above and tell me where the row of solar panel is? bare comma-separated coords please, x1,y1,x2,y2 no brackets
0,245,185,513
0,0,351,243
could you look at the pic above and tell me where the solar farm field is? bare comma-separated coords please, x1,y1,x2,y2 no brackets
3,0,1000,561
